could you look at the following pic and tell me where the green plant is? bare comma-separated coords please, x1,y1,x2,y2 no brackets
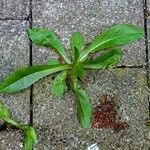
0,24,144,128
0,101,37,150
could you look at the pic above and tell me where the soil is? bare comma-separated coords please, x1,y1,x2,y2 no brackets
93,94,128,131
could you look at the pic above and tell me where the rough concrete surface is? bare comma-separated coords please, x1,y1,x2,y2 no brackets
0,0,150,150
0,131,23,150
0,0,29,18
31,1,149,149
33,68,149,150
32,0,145,65
147,0,150,68
0,21,30,149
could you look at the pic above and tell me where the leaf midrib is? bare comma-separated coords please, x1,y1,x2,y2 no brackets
77,94,87,125
80,32,142,61
0,65,69,90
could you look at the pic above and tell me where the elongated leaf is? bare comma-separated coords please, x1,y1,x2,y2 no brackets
52,71,68,98
0,101,37,149
80,24,144,61
0,101,18,126
83,48,122,69
70,32,84,61
23,126,37,150
71,32,84,51
73,47,80,63
0,101,11,119
47,58,59,65
73,80,92,128
28,28,71,63
0,64,69,93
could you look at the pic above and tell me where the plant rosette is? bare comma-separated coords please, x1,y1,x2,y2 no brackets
0,24,144,128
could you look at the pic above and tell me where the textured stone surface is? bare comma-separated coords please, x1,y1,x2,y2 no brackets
0,21,30,149
33,68,149,149
0,0,29,18
0,0,149,149
147,1,150,68
0,131,23,150
0,20,30,122
31,1,149,149
32,0,145,65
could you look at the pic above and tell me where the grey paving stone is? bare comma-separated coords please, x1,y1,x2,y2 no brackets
33,68,149,149
0,131,23,150
32,0,145,65
147,1,150,68
0,21,30,148
0,0,29,18
32,1,148,149
0,20,30,122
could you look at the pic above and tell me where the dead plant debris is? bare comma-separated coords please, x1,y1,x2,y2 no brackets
93,94,128,131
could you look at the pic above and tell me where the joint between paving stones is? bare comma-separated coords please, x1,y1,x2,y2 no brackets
143,0,150,86
29,0,34,126
142,0,150,120
0,17,29,21
115,64,147,69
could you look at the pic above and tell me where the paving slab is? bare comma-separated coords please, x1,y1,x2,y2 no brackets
31,1,149,149
147,0,150,68
0,131,23,150
0,0,29,18
33,68,149,149
0,21,30,149
32,0,145,65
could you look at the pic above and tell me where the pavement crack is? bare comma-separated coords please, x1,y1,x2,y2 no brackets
29,0,33,126
142,0,150,119
0,17,28,21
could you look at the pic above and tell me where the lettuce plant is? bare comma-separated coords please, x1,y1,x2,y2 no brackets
0,101,37,150
0,24,144,128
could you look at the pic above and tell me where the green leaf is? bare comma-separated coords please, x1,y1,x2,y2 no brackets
73,81,92,128
72,62,85,79
0,101,37,149
70,32,84,61
83,48,122,69
73,47,80,63
0,101,18,126
28,28,71,64
47,58,59,65
0,64,69,93
80,24,144,61
71,32,84,51
52,71,68,98
0,101,11,119
23,126,37,150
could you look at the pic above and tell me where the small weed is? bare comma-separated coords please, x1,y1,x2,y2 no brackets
0,101,37,150
0,23,144,128
0,24,144,148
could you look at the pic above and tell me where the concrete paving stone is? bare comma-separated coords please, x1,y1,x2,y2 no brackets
147,1,150,69
32,1,149,149
0,131,23,150
33,68,149,149
32,0,145,65
0,21,30,148
0,0,29,18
